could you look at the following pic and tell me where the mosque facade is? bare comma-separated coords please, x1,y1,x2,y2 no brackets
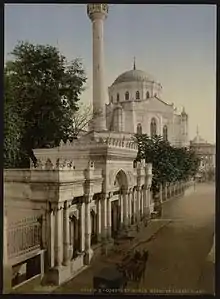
106,62,189,148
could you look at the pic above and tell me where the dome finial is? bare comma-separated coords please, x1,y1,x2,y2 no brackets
196,125,199,136
133,56,136,70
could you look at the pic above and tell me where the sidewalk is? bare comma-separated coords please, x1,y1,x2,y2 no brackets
16,218,169,294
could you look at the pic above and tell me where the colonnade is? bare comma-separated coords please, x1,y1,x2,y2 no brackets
47,184,152,271
159,181,186,202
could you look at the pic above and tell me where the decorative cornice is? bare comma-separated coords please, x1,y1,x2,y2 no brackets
58,136,138,151
31,158,75,170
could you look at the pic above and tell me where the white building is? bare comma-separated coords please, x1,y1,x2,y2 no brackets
106,61,189,147
190,127,215,180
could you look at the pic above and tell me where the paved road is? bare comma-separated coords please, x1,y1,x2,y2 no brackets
135,182,215,294
53,183,215,295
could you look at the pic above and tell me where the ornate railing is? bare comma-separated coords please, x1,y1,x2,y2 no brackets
7,215,42,261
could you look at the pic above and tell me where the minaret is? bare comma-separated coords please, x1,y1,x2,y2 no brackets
181,106,189,147
87,4,108,131
196,125,199,136
133,56,136,70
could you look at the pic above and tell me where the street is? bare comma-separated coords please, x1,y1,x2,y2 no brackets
53,183,215,295
136,182,215,294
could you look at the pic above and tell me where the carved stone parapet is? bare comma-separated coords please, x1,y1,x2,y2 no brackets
33,158,75,170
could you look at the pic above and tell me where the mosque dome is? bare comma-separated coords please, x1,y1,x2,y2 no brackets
191,135,207,144
112,58,157,86
191,127,207,144
112,69,155,85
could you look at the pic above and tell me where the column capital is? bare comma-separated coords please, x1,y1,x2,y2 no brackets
84,194,94,204
49,202,64,213
136,186,142,192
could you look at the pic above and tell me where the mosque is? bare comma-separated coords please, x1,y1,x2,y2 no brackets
3,4,192,292
106,61,189,148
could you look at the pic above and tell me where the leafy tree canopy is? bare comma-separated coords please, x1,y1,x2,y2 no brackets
4,41,87,168
134,134,200,195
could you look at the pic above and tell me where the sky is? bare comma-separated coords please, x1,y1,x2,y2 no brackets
4,4,216,143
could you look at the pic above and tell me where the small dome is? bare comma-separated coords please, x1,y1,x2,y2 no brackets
112,69,155,85
191,135,207,144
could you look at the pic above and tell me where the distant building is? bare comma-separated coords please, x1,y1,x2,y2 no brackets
190,127,215,181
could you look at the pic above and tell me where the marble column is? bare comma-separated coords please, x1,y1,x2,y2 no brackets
69,218,73,259
143,186,148,217
101,194,107,238
63,201,70,266
49,206,55,268
96,199,102,242
84,196,93,265
136,187,141,223
133,189,137,222
140,188,144,219
79,202,85,252
164,183,168,200
107,196,112,239
120,193,124,229
128,191,132,225
54,203,63,268
123,191,129,228
159,184,163,202
148,188,152,212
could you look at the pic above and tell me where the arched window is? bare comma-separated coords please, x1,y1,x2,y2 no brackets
125,91,129,100
117,93,120,102
136,91,140,100
146,91,150,99
137,123,142,135
163,125,168,141
150,118,157,137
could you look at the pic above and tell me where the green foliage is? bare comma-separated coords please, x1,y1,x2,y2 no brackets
134,134,200,195
4,41,87,168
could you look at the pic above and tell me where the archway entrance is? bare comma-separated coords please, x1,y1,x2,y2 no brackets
110,169,129,238
69,215,80,259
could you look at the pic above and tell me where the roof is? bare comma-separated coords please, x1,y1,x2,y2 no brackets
112,69,156,85
191,135,207,144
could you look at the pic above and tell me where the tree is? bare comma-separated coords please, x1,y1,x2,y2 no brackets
4,69,25,168
134,134,200,197
70,103,101,139
4,41,87,168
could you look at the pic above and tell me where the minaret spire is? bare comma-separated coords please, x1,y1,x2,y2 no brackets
196,125,199,136
133,56,136,70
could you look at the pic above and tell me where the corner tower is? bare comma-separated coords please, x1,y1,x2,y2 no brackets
87,4,108,131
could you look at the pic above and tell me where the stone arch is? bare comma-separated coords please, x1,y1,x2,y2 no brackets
114,169,129,192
